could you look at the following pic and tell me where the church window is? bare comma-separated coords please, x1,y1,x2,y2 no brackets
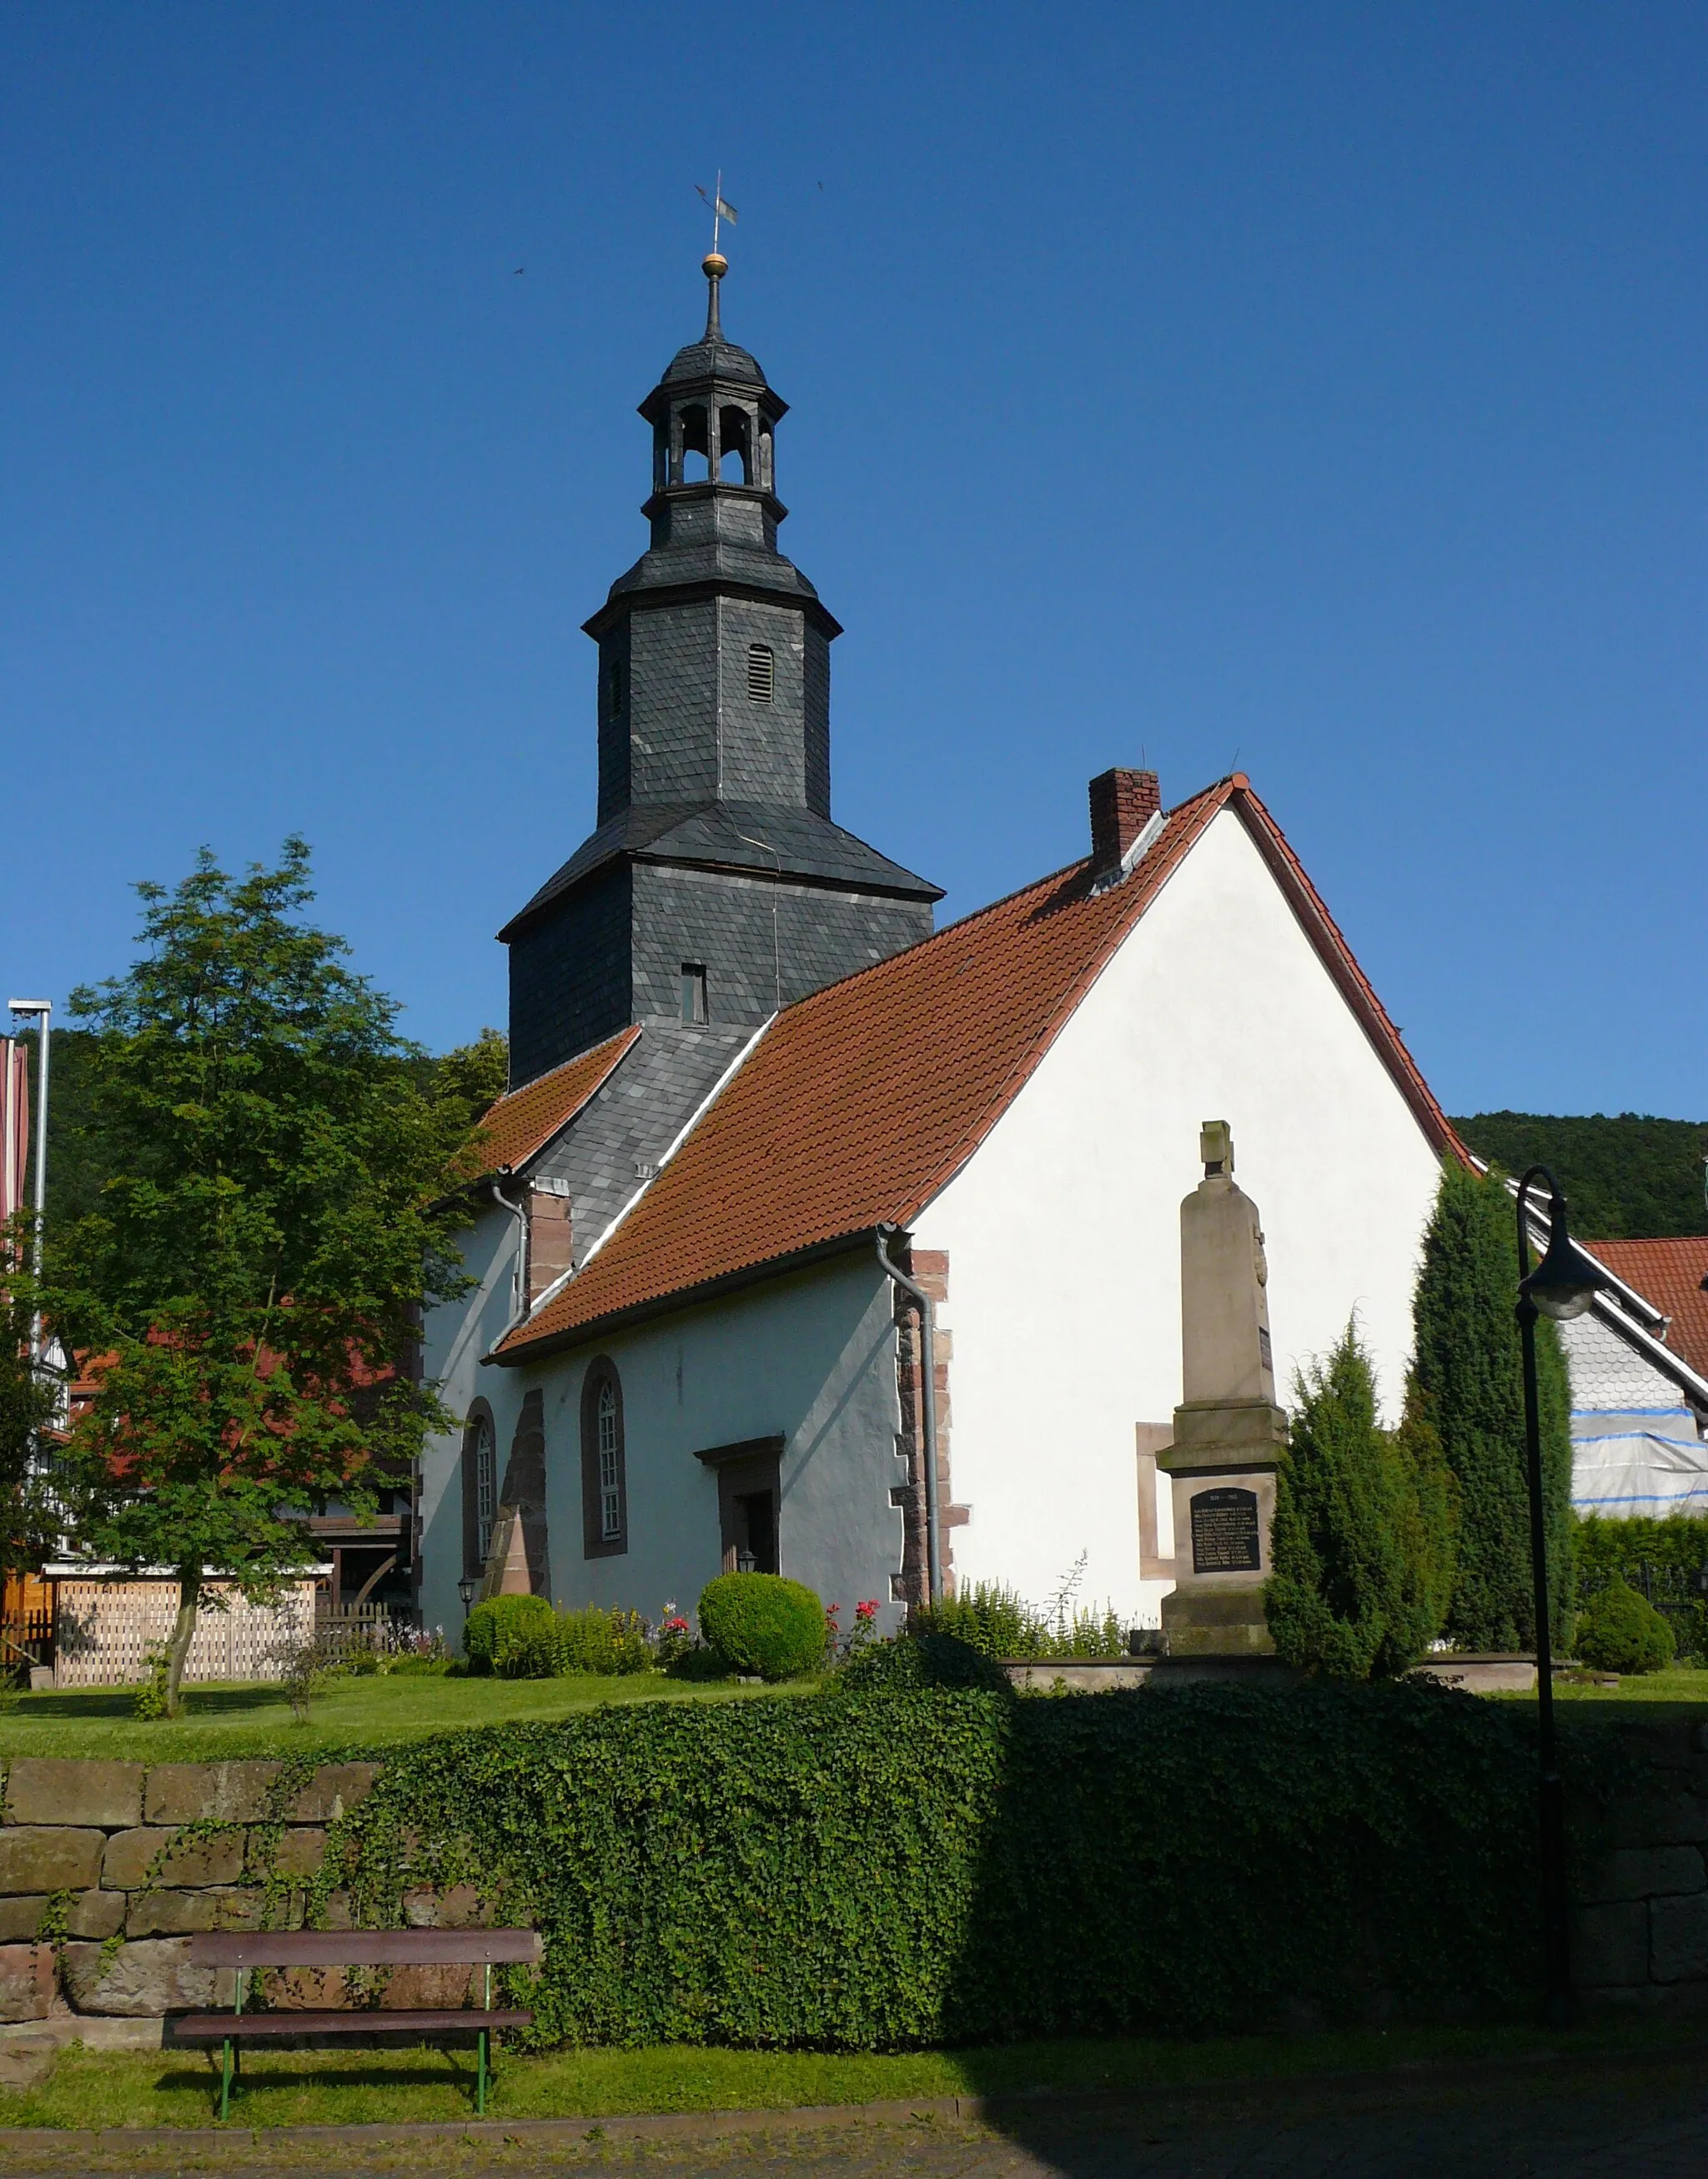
679,404,710,483
681,964,708,1025
580,1360,627,1557
717,406,751,485
746,644,774,705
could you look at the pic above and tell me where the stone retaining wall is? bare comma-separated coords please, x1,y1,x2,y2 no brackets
3,1725,1707,2044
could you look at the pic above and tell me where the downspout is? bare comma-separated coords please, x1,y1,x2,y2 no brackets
488,1173,532,1347
876,1225,941,1604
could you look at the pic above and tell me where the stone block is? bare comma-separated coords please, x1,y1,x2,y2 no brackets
62,1938,217,2016
102,1827,247,1890
1608,1793,1708,1849
0,1827,105,1894
1651,1894,1708,1984
0,1889,127,1941
143,1761,281,1826
125,1885,262,1937
0,1944,55,2022
268,1829,327,1880
1573,1900,1650,1988
3,1759,144,1830
402,1884,485,1930
259,1961,479,2011
1580,1846,1707,1905
285,1765,379,1823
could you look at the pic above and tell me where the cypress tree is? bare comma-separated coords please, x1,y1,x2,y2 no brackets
1412,1161,1574,1651
1265,1323,1454,1678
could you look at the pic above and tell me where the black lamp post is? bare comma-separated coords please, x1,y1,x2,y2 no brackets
457,1577,477,1615
1514,1163,1605,2029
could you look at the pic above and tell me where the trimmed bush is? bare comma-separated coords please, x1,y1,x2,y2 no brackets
309,1679,1594,2047
1413,1161,1574,1650
1575,1577,1676,1675
1575,1514,1708,1662
463,1593,553,1673
698,1572,826,1680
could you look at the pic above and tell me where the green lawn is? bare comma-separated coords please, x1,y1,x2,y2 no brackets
0,1669,811,1760
1550,1664,1708,1705
1,2021,1700,2131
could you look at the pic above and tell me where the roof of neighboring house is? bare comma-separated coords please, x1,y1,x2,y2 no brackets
1588,1237,1708,1383
475,1026,640,1177
497,776,1464,1363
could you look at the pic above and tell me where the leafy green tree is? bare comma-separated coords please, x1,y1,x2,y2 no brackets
0,1276,58,1589
1450,1111,1707,1239
1412,1160,1574,1652
32,840,487,1714
1264,1323,1456,1678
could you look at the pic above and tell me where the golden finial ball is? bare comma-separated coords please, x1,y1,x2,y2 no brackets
702,251,728,279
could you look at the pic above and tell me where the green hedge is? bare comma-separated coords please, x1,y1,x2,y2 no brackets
1575,1514,1708,1662
304,1679,1590,2047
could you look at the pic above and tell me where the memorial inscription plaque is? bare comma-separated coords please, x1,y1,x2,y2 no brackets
1189,1486,1262,1574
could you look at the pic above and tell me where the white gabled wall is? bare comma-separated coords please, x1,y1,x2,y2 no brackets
913,805,1445,1625
525,1252,907,1626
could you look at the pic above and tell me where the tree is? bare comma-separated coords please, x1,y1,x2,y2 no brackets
1263,1323,1457,1679
32,840,487,1714
1450,1111,1708,1241
1412,1160,1574,1652
0,1277,58,1592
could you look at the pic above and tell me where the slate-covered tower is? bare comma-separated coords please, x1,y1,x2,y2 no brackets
501,254,941,1088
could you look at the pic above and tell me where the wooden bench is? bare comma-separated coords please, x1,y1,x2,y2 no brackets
178,1928,542,2118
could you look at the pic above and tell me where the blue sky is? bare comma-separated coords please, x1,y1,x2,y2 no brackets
2,3,1702,1117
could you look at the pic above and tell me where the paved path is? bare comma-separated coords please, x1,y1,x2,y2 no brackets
6,2058,1708,2178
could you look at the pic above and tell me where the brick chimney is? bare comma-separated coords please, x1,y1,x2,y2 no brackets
1088,769,1162,872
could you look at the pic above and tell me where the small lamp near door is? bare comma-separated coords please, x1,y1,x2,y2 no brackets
736,1550,756,1574
457,1578,477,1614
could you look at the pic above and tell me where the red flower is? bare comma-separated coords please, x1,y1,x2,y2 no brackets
855,1600,879,1619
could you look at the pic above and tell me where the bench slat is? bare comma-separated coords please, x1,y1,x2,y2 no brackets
188,1930,541,1968
174,2009,532,2037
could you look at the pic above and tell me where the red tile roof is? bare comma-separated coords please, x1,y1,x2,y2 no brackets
1587,1237,1708,1384
497,779,1464,1362
475,1027,640,1177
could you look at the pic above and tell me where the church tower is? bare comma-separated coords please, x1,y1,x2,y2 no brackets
500,253,941,1087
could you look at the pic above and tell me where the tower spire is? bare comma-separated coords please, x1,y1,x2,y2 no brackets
702,249,726,338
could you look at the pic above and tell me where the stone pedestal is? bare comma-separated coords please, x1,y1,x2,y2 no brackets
1157,1122,1288,1658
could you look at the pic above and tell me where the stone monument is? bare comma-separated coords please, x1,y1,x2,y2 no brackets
1158,1122,1288,1655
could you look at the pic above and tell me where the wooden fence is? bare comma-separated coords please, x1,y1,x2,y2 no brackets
53,1579,318,1688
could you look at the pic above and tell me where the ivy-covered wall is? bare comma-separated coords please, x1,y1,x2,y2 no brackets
2,1683,1704,2044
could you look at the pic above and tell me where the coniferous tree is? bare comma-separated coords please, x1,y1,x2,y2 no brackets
1264,1323,1456,1678
1412,1160,1574,1651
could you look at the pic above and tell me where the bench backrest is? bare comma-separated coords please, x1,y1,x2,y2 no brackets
188,1930,542,1969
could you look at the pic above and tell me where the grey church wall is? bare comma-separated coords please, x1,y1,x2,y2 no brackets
802,624,831,816
507,866,633,1087
630,863,931,1026
595,622,631,823
527,1250,906,1629
626,602,721,806
713,596,808,805
417,1202,531,1641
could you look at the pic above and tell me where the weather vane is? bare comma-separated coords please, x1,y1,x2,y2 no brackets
696,173,738,260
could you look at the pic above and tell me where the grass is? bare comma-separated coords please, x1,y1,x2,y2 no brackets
1550,1664,1708,1705
1,2020,1702,2131
0,1669,814,1760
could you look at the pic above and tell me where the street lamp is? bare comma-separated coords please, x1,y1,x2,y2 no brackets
1515,1163,1604,2028
7,1000,51,1363
457,1578,477,1614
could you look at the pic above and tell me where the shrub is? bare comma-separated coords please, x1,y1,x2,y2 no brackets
1575,1577,1676,1675
913,1579,1127,1659
697,1573,826,1680
1413,1161,1574,1650
313,1679,1595,2048
463,1594,553,1674
496,1605,653,1680
1575,1514,1708,1663
1264,1325,1458,1679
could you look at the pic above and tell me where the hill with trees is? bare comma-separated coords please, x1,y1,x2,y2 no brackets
1450,1112,1708,1239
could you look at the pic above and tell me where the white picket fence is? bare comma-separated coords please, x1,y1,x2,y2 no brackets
53,1579,319,1689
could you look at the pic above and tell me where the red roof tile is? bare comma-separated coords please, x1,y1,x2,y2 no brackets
475,1027,640,1177
498,780,1462,1361
1587,1237,1708,1384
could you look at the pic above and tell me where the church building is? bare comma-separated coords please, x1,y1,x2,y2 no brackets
415,254,1468,1637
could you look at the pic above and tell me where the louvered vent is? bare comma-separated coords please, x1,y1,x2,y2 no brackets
746,644,775,704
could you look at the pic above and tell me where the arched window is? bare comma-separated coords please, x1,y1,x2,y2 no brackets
717,405,751,485
461,1407,498,1579
677,404,710,484
746,644,775,705
580,1359,627,1557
